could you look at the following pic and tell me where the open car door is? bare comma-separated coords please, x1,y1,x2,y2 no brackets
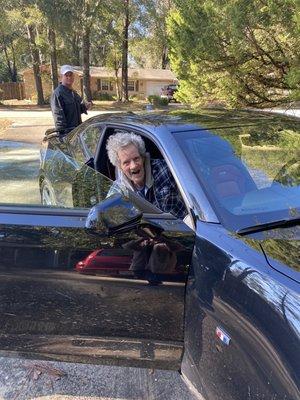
0,175,194,370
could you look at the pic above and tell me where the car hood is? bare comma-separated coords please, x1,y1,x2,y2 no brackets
242,226,300,283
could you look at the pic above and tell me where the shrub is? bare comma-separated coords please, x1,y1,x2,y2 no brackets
129,94,138,101
93,92,114,101
147,95,169,106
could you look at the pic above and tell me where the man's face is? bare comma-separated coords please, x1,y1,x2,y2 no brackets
61,71,74,88
117,144,145,188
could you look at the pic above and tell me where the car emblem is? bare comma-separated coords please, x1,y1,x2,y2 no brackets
216,327,231,345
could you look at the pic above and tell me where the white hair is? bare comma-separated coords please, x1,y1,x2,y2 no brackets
106,132,146,166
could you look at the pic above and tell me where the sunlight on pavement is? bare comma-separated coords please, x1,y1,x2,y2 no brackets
266,108,300,118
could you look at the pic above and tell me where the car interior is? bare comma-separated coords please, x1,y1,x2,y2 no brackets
89,126,253,206
94,127,164,181
91,126,189,218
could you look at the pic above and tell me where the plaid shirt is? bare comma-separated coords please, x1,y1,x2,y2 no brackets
108,159,187,220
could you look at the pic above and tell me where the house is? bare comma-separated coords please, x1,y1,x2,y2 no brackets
22,65,178,100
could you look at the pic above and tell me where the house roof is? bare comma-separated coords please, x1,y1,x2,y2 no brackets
21,65,177,81
72,66,177,81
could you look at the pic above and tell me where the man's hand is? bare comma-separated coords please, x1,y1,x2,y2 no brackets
85,101,93,110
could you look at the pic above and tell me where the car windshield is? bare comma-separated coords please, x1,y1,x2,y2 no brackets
173,122,300,231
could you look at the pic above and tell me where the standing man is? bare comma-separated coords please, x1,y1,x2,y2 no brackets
51,65,92,134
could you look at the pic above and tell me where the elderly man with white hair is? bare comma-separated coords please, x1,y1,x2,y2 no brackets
50,65,92,134
106,131,187,220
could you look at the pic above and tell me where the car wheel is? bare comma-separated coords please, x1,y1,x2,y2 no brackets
41,180,57,206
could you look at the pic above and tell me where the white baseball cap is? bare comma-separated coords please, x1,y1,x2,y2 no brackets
60,65,74,75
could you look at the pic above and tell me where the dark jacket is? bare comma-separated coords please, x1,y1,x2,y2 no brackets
50,84,87,133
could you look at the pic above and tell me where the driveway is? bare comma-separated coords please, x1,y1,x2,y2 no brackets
0,109,197,400
0,108,109,143
265,107,300,118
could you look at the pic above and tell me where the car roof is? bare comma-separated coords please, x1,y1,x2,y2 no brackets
79,108,300,135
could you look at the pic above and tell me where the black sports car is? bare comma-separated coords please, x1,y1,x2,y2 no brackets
1,109,299,400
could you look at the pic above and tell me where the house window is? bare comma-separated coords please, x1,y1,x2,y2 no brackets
101,80,109,91
97,79,113,91
127,80,135,91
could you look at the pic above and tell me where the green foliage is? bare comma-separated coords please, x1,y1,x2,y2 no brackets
0,58,12,82
168,0,300,107
0,4,30,82
129,0,173,69
148,94,169,106
0,0,174,100
93,92,114,101
129,94,140,101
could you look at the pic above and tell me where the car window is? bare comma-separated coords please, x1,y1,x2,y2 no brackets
0,125,186,219
0,135,164,215
96,128,187,219
174,123,300,231
100,249,132,257
70,134,86,164
81,124,103,157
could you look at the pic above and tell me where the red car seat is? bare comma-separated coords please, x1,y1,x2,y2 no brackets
211,164,247,198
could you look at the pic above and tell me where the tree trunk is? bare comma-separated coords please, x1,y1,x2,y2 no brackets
27,24,44,105
82,26,92,101
161,44,169,69
121,0,129,102
113,53,122,101
71,33,81,65
11,41,18,82
0,34,17,82
48,27,58,90
36,28,45,64
115,67,121,101
2,44,15,82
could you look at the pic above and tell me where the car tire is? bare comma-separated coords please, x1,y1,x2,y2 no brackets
40,179,57,206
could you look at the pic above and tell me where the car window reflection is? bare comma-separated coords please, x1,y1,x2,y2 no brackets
174,125,300,230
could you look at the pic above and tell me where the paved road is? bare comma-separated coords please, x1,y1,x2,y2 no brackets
0,109,197,400
265,107,300,118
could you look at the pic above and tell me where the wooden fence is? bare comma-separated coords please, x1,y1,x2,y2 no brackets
0,82,25,100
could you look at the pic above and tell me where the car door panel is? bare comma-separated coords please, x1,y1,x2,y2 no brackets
182,222,300,400
41,138,110,209
72,163,112,208
0,206,194,370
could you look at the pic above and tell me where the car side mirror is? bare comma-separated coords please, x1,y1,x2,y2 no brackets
85,193,143,235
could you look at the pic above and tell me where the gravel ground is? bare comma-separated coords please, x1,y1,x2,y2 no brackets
0,357,196,400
